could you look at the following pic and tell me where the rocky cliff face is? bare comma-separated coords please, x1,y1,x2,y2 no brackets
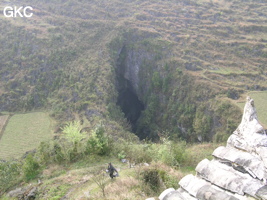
156,97,267,200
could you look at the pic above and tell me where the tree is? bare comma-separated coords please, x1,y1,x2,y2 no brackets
61,121,85,144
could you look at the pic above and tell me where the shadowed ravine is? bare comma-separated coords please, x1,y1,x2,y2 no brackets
116,75,144,134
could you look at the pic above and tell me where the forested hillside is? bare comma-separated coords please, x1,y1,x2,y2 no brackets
1,0,267,199
0,0,266,141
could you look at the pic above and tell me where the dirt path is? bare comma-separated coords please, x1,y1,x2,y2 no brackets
0,115,10,141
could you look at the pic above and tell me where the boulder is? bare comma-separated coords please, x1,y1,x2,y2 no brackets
196,185,239,200
162,191,186,200
159,188,175,200
212,146,267,180
26,187,37,200
179,174,211,197
176,188,197,200
179,174,239,200
256,186,267,200
196,159,264,197
7,187,25,198
7,185,39,200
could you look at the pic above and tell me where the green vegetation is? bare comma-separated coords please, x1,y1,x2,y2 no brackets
0,112,52,160
61,121,85,144
0,0,266,198
0,160,21,194
0,0,266,143
22,154,40,182
0,128,221,198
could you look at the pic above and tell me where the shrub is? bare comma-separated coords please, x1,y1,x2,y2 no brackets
86,126,111,156
142,169,163,193
123,143,153,167
156,140,176,166
150,138,188,167
52,142,65,164
69,141,79,162
163,174,179,189
141,162,182,195
51,140,84,163
171,141,188,167
117,151,126,160
0,161,21,194
23,154,40,182
37,141,51,165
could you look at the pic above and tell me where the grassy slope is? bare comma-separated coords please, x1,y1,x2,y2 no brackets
0,112,53,160
0,142,220,200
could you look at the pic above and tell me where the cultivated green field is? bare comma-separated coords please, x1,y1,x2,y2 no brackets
0,112,53,160
236,91,267,128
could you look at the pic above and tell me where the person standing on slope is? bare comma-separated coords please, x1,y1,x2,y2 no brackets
107,163,119,178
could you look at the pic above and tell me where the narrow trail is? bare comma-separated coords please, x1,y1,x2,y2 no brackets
0,115,11,141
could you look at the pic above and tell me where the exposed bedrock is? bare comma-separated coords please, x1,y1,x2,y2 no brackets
115,45,146,136
155,97,267,200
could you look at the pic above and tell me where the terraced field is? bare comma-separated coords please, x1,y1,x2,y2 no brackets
0,112,53,160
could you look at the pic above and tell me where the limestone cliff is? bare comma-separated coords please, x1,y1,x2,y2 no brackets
156,97,267,200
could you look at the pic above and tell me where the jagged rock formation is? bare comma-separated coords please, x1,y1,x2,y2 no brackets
157,97,267,200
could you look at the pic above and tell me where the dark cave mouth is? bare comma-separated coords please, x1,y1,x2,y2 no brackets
116,85,144,132
115,45,145,136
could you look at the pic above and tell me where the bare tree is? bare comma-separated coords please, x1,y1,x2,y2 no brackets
92,169,109,198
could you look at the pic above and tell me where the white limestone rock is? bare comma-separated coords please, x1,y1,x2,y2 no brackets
212,146,267,180
159,188,175,200
162,191,185,200
195,159,265,197
256,186,267,200
235,97,265,136
196,185,239,200
176,188,197,200
227,97,267,153
179,174,239,200
179,174,211,197
7,188,25,198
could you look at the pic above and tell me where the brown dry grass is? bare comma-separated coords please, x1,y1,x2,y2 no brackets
149,162,186,181
185,143,223,169
98,177,142,200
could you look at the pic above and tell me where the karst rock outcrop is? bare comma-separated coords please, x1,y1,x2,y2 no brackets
157,97,267,200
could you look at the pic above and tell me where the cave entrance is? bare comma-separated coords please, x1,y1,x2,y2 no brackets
117,78,144,132
115,45,145,135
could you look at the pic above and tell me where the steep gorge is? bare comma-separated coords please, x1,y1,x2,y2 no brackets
115,45,145,137
2,0,261,142
111,35,242,141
